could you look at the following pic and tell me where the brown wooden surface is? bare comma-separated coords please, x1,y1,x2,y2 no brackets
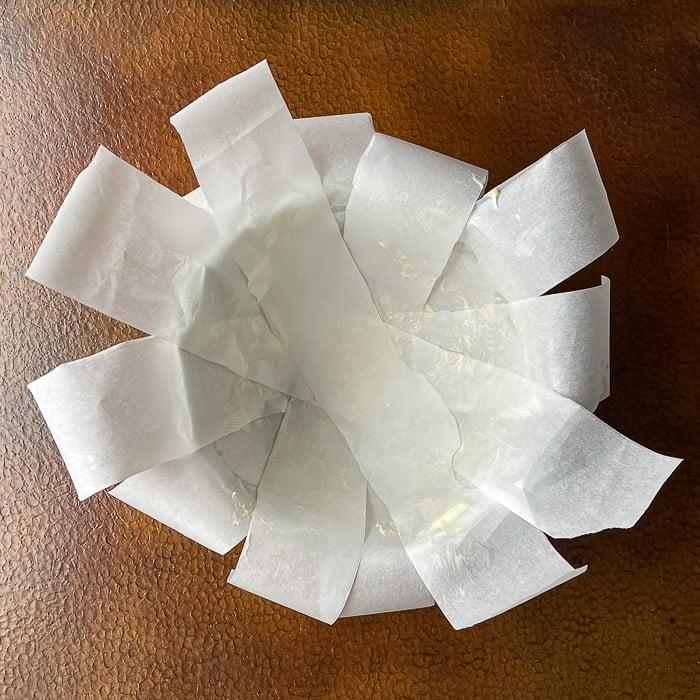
1,2,698,698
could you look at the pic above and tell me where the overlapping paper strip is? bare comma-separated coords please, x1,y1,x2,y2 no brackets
26,61,681,628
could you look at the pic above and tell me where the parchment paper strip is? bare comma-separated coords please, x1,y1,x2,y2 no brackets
344,132,486,315
185,112,374,232
25,147,310,400
429,131,619,310
340,486,434,617
392,329,682,539
28,336,287,499
228,400,366,624
392,278,610,410
26,114,376,401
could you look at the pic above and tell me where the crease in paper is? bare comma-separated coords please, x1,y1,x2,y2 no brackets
26,115,375,402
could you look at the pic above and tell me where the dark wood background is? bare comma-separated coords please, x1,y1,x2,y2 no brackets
1,2,697,697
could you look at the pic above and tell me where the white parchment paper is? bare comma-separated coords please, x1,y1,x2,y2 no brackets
429,131,619,310
172,61,586,628
392,329,681,539
28,336,287,499
340,485,434,617
26,114,376,401
228,400,366,624
392,278,610,410
24,58,680,628
344,132,486,315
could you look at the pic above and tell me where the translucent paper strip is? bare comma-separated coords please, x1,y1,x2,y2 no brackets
296,113,375,231
110,414,283,555
183,186,212,212
173,61,583,629
392,278,610,410
400,488,587,626
340,486,434,617
25,147,312,402
185,113,374,231
28,337,288,500
429,131,619,311
344,133,486,315
228,400,366,624
392,329,682,539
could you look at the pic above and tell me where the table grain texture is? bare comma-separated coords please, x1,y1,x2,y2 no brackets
1,1,698,698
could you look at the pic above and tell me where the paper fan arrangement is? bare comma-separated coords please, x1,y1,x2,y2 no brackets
26,61,681,629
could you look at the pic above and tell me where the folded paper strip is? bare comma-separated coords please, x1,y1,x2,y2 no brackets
26,60,681,628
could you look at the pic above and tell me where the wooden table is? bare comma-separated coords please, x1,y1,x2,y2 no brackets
1,2,697,697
